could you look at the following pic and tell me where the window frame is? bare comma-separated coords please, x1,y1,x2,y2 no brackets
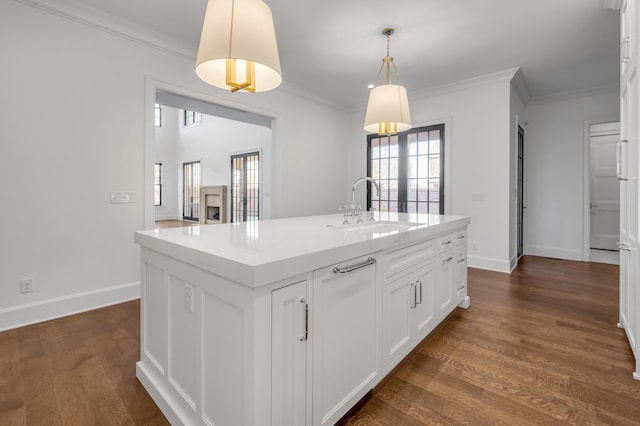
184,110,202,127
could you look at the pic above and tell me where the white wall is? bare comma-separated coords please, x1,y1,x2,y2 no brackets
154,106,179,220
524,89,619,261
0,1,351,330
349,72,514,272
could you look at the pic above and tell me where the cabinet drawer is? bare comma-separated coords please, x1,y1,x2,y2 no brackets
385,239,436,278
438,229,466,253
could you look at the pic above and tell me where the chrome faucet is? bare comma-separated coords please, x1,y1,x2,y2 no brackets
338,177,380,223
351,177,380,209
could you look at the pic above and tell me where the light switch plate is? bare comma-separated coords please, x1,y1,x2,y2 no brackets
110,191,134,203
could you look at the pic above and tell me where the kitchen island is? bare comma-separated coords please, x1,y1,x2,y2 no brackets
135,212,470,426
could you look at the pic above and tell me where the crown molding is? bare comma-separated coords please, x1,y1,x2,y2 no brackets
411,67,520,102
600,0,622,10
15,0,197,61
15,0,353,112
510,68,531,104
278,80,351,113
527,83,619,106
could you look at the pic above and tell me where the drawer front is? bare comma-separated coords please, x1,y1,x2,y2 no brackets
385,239,436,278
438,228,466,253
453,229,467,247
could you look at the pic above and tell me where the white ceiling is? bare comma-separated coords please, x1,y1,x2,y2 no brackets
59,0,620,110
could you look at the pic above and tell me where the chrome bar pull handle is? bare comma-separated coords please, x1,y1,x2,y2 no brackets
333,257,376,274
299,298,309,341
442,256,453,264
417,280,423,305
410,283,417,309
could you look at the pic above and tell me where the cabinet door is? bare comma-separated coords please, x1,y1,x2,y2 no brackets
453,247,467,306
412,262,436,342
382,270,413,374
272,281,308,426
436,253,455,319
312,255,380,426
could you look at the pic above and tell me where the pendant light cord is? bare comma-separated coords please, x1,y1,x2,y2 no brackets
372,29,406,87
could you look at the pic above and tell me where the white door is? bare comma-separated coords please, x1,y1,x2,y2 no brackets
272,281,308,426
312,255,380,426
590,123,621,250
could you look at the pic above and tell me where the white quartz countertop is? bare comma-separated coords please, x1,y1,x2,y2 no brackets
135,213,470,288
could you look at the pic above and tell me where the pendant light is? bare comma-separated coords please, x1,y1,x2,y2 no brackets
195,0,282,93
363,28,412,135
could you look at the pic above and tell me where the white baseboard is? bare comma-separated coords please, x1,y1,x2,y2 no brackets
525,245,582,261
467,255,511,273
0,281,140,332
155,214,179,221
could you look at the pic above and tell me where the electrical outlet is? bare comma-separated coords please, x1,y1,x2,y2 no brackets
471,241,478,250
184,285,194,312
20,278,33,294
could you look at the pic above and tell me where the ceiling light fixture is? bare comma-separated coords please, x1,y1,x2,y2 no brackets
195,0,282,93
363,28,412,136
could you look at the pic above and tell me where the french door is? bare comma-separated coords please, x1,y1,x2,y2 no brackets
231,152,260,222
367,124,444,214
183,161,200,221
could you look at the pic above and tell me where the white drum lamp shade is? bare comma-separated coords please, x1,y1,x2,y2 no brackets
363,84,412,134
195,0,282,93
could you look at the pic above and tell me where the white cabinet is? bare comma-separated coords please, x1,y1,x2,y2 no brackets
382,240,437,373
312,255,381,426
621,0,636,78
272,280,310,426
436,229,468,319
382,262,435,374
382,227,469,375
619,0,640,380
436,251,455,319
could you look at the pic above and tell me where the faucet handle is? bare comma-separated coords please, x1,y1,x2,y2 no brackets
339,205,352,224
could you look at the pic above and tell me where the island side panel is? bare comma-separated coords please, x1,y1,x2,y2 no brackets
138,248,260,425
138,246,312,426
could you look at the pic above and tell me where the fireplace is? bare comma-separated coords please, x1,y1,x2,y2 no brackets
199,185,227,224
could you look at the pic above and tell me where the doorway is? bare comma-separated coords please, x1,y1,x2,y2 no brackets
366,124,445,214
517,125,524,259
589,122,620,251
147,83,275,230
231,151,260,222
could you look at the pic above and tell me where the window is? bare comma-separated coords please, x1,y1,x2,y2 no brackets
155,103,162,127
231,152,260,222
184,110,202,127
154,163,163,206
367,124,444,215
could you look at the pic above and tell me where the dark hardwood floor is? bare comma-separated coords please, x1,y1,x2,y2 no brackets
1,256,638,425
340,256,639,425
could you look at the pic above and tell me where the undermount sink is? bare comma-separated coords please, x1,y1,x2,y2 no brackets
333,221,416,234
